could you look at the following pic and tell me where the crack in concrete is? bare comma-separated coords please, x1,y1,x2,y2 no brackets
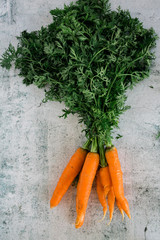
7,0,16,24
37,102,43,108
144,219,149,240
144,226,148,240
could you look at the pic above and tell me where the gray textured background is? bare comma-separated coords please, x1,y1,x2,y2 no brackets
0,0,160,239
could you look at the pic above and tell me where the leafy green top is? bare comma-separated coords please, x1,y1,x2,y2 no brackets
0,0,158,144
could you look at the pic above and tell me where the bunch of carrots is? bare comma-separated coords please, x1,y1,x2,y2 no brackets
50,138,131,228
1,0,156,230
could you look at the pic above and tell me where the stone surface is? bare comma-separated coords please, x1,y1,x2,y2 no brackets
0,1,160,239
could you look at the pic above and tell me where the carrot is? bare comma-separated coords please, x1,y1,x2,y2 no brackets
75,138,99,229
105,146,131,219
99,166,112,197
50,140,90,208
98,140,112,196
116,199,124,221
107,186,115,224
96,171,107,220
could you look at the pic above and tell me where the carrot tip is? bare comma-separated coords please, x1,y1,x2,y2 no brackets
121,211,124,221
119,209,124,221
50,203,54,209
75,222,82,229
75,215,84,229
107,215,113,226
126,211,131,219
75,221,80,228
107,219,112,226
98,209,107,222
50,198,57,208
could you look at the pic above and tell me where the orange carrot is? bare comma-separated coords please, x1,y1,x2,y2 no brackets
116,199,124,221
50,147,88,208
75,149,99,228
105,146,131,219
107,186,115,224
96,171,107,220
98,140,112,196
99,166,112,197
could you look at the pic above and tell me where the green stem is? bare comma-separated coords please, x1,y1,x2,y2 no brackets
98,138,107,167
88,47,108,67
82,138,91,151
90,137,98,153
118,45,151,77
105,49,151,103
105,139,113,149
105,75,118,101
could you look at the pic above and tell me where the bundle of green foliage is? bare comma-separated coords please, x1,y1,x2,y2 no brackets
0,0,157,145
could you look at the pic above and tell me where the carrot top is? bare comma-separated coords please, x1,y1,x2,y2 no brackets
98,139,107,168
90,137,98,153
0,0,157,144
82,138,92,151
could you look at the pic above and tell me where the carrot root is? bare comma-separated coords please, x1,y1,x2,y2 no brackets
119,197,131,219
98,207,107,222
50,147,87,208
75,214,85,229
107,187,115,224
105,147,131,219
121,210,124,221
116,199,124,221
75,151,99,228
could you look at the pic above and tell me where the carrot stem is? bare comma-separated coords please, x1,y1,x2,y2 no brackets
91,137,98,153
98,138,107,167
82,138,91,151
105,139,113,149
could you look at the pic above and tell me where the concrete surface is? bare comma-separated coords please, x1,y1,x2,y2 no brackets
0,0,160,239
